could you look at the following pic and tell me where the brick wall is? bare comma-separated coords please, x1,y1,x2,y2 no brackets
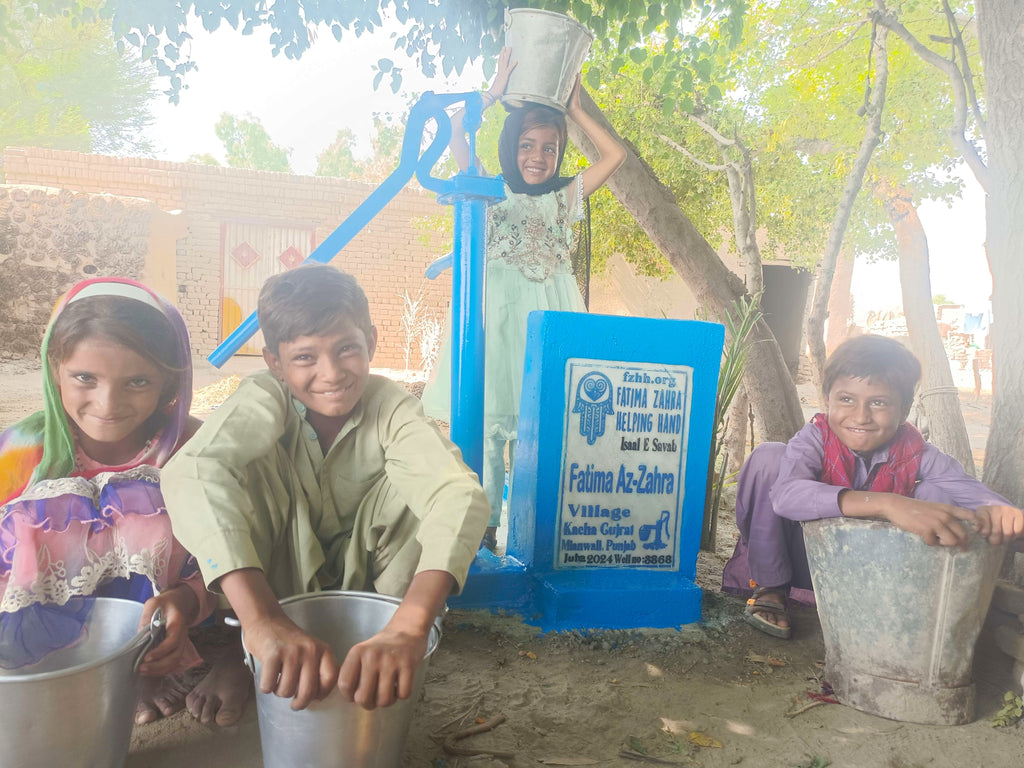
3,147,453,369
0,185,152,358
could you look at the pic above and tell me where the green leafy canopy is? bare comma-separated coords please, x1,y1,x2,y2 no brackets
214,112,292,172
0,0,156,156
0,1,749,104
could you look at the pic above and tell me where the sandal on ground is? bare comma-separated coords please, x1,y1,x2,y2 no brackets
744,586,792,639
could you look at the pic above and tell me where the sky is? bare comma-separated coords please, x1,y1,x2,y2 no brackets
140,17,995,322
852,170,992,323
143,17,484,174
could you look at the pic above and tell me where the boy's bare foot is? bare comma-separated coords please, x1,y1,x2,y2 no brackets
135,669,204,724
186,642,253,726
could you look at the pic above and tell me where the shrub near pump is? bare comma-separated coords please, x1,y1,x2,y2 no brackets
502,9,595,112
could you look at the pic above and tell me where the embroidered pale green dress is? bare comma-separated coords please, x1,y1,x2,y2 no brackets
422,178,586,519
424,178,586,435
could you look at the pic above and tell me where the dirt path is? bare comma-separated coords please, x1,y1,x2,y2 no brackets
125,581,1024,767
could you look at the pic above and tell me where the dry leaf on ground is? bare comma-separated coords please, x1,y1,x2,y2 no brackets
688,731,723,748
745,653,787,667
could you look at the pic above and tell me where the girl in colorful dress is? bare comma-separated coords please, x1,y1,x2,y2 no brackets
0,277,215,721
423,48,626,550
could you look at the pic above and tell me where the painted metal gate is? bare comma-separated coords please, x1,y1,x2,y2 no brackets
220,221,315,354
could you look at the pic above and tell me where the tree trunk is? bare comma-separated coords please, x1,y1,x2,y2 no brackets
826,251,855,355
977,0,1024,505
806,26,889,389
725,152,763,297
570,91,805,442
880,182,976,476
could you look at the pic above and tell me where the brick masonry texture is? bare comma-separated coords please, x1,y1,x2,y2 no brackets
0,184,150,359
3,147,454,369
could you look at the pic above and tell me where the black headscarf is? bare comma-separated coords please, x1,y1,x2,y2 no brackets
496,103,592,307
498,104,574,196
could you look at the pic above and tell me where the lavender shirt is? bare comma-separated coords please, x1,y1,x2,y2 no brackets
768,422,1012,522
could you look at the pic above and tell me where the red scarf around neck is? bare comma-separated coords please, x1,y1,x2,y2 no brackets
811,413,925,496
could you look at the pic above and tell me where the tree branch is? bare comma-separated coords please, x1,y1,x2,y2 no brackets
658,133,728,172
939,0,986,140
806,23,890,387
660,129,763,295
571,89,805,441
795,19,870,70
686,112,736,147
872,0,990,190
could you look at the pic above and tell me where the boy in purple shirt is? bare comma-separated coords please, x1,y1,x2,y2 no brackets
723,335,1023,638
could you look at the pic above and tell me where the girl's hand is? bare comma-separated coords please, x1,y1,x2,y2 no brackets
487,46,517,101
136,585,199,677
567,74,584,118
974,505,1024,545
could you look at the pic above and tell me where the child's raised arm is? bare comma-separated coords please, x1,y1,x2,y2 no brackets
449,47,516,174
567,77,627,197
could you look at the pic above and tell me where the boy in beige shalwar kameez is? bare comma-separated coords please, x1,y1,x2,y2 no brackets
164,264,489,711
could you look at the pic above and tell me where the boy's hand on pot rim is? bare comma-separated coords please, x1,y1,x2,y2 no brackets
338,627,428,711
245,613,340,710
884,495,976,549
975,504,1024,545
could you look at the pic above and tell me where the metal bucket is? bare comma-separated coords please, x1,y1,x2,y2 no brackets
803,518,1005,724
503,9,594,113
244,591,442,768
0,598,164,768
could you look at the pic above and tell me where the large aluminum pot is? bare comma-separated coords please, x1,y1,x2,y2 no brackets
0,597,164,768
503,9,594,113
803,517,1005,725
243,590,442,768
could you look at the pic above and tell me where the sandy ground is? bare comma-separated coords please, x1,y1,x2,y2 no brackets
2,357,1023,767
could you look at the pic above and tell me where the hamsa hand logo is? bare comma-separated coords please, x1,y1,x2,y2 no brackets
572,372,613,445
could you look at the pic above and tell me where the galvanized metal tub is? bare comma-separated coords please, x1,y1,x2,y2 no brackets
503,9,594,113
245,591,442,768
0,598,161,768
803,517,1005,724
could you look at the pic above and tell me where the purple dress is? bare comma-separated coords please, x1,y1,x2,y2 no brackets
721,422,1011,601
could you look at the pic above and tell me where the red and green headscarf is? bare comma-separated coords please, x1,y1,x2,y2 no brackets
0,278,193,505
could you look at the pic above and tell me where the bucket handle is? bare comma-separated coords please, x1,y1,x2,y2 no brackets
131,607,166,675
222,615,257,675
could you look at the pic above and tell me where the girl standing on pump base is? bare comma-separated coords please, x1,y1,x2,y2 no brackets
423,48,626,550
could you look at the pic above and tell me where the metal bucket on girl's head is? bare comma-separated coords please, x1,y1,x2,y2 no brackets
0,598,165,768
503,9,595,113
241,591,443,768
